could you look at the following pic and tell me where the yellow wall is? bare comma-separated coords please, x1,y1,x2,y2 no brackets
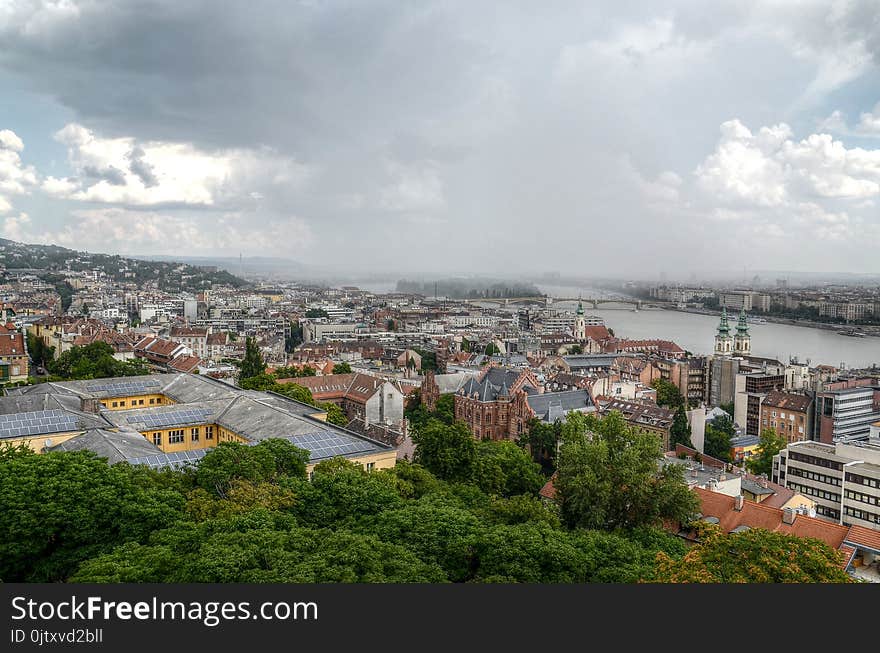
139,423,246,452
5,431,82,452
305,449,397,476
100,394,174,410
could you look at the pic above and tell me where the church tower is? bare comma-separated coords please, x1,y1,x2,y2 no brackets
714,307,733,355
574,299,586,340
733,308,751,357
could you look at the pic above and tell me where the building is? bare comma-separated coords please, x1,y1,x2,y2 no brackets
772,440,880,528
709,356,740,408
0,325,28,383
814,385,880,443
454,368,542,441
714,307,734,356
420,370,478,411
720,291,753,312
732,309,751,357
598,398,674,451
738,372,786,437
281,372,406,428
169,325,209,359
1,373,397,474
759,391,813,444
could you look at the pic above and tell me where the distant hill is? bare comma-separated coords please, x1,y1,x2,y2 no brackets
0,238,249,293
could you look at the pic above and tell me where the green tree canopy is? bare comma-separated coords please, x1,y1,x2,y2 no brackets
332,362,352,374
238,336,266,380
670,405,694,449
745,428,787,477
411,419,476,483
555,411,699,531
650,378,685,409
47,342,150,380
704,415,735,462
194,440,309,498
654,523,853,583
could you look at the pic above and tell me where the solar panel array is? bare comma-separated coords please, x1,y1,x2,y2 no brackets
0,409,78,439
127,449,209,470
86,380,163,395
286,430,378,460
125,406,214,429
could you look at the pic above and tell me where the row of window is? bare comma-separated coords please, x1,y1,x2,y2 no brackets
845,473,880,489
845,489,879,506
844,506,880,524
787,481,839,503
815,505,840,519
787,466,841,487
788,451,843,471
108,397,161,409
152,425,215,446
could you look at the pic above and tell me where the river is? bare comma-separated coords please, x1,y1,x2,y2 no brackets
546,301,880,370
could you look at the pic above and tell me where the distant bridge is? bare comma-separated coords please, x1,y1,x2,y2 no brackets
463,296,648,309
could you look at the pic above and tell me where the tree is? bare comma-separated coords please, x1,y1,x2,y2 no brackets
194,440,309,498
26,332,55,368
305,308,329,319
653,523,853,583
518,418,561,471
670,406,694,449
47,342,149,380
719,402,735,418
320,402,348,426
484,342,501,356
650,378,684,409
568,344,583,355
745,428,787,477
411,419,476,482
239,337,266,380
434,393,455,425
333,362,352,374
704,415,735,462
0,448,183,582
472,441,544,497
555,411,699,531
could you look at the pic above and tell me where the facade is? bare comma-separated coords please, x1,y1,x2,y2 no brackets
733,309,751,357
814,386,880,444
709,356,740,408
742,372,786,437
1,373,397,474
714,308,734,356
759,391,813,444
772,440,880,528
0,326,29,383
454,368,542,441
283,372,407,428
598,398,674,451
169,325,209,359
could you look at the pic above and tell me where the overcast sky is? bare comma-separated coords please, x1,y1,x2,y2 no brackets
1,0,879,280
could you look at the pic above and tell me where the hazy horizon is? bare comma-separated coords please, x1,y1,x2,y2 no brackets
2,2,880,276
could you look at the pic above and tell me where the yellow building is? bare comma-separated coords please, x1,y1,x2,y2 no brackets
2,373,398,473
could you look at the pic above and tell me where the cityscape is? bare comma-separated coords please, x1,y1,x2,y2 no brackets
2,1,880,591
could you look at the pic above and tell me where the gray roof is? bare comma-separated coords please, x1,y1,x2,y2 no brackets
459,368,528,403
562,354,621,370
527,390,594,423
49,428,163,464
432,372,477,395
741,477,776,496
0,407,111,440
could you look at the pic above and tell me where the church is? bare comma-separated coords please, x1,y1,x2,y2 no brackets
714,307,751,357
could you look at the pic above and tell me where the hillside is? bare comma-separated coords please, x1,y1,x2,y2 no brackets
0,238,249,292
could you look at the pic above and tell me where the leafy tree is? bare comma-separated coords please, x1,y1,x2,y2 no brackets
434,393,455,425
0,448,184,582
719,402,735,418
653,523,853,583
704,415,735,462
333,362,352,374
650,378,685,409
745,428,787,477
26,332,55,367
670,406,694,449
305,308,329,319
273,365,316,378
555,411,699,531
518,418,561,471
238,336,266,380
47,342,149,380
568,344,583,355
461,337,471,353
320,402,348,426
472,440,544,497
194,440,309,498
411,419,476,482
484,342,501,356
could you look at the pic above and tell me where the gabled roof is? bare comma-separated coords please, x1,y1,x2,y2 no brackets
49,428,162,464
527,390,594,422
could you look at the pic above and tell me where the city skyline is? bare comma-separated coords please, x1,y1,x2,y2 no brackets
2,1,880,276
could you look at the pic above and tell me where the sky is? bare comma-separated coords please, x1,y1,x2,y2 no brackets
1,0,880,281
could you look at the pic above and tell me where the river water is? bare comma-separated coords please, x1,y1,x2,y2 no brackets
539,285,880,369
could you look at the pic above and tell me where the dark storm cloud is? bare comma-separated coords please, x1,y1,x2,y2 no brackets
126,146,158,188
1,1,879,275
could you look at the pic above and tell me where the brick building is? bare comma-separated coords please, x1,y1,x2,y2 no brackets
454,367,542,441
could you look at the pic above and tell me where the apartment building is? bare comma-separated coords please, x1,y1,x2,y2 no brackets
814,386,880,443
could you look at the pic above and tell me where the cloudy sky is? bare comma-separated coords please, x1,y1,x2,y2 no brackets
1,0,879,280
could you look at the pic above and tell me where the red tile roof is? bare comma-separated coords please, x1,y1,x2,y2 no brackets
844,525,880,554
0,331,26,357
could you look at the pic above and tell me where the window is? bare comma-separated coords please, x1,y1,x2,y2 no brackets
191,428,199,442
205,426,214,440
11,365,19,375
112,401,118,408
152,433,161,446
168,430,184,444
149,398,155,405
119,400,125,407
139,399,145,405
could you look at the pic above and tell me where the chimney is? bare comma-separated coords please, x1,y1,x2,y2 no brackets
80,397,102,414
782,507,796,525
734,495,744,511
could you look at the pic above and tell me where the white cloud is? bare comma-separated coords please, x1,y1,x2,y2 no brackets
856,104,880,135
0,129,37,214
4,207,315,257
378,161,446,212
45,123,314,208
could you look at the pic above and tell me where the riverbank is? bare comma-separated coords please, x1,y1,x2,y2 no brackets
661,305,880,338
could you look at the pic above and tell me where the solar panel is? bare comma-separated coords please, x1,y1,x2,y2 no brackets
0,409,78,439
124,406,214,429
86,380,163,395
